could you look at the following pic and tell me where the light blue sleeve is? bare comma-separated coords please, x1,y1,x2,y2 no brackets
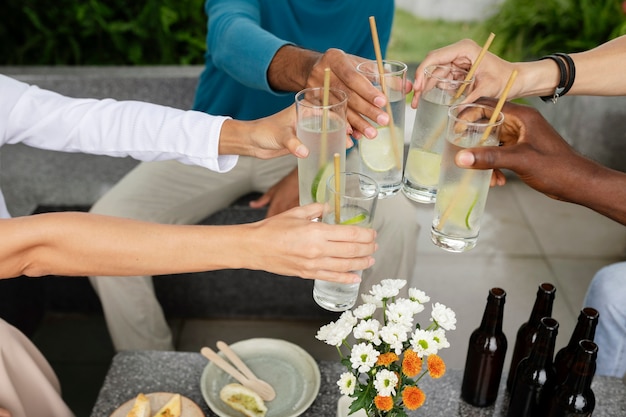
205,0,291,93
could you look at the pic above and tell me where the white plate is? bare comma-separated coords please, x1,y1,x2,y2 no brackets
200,338,320,417
110,392,204,417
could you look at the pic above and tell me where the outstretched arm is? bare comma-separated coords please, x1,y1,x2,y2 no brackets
0,205,376,281
455,98,626,225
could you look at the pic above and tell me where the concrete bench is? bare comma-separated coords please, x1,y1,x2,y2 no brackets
0,66,337,336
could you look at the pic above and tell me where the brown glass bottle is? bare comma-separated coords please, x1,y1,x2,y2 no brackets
506,282,556,391
461,287,507,406
545,339,597,417
553,307,599,386
506,317,559,417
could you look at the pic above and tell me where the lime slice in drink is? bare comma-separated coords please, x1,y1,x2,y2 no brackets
406,148,442,186
437,185,479,230
311,163,334,203
359,126,397,172
340,212,367,225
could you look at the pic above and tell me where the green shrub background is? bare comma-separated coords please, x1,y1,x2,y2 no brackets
2,1,625,66
1,0,206,65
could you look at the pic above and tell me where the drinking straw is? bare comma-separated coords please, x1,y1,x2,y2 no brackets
333,153,341,224
320,67,331,169
437,69,517,229
423,32,496,152
368,16,402,170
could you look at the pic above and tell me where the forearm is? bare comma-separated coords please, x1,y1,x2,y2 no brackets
569,164,626,226
267,45,321,92
514,35,626,98
0,212,246,278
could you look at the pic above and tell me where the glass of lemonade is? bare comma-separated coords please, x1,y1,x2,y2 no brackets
355,60,407,198
313,172,379,312
431,103,504,253
296,87,348,206
402,65,474,204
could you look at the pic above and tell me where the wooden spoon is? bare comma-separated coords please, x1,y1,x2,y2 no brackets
200,346,276,401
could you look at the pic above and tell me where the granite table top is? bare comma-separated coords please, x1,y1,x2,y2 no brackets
90,350,625,417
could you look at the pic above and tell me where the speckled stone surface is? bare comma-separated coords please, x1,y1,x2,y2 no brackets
90,351,625,417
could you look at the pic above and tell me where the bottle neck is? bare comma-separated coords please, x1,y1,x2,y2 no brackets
480,288,506,334
562,340,598,393
527,317,559,367
528,283,556,325
567,308,599,349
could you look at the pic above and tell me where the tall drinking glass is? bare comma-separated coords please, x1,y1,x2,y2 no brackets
296,87,348,206
313,172,379,312
431,103,504,253
355,60,407,198
402,65,474,204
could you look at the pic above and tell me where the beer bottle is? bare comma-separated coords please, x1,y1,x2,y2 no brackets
545,339,598,417
507,317,559,417
553,307,599,385
506,282,556,391
461,287,507,406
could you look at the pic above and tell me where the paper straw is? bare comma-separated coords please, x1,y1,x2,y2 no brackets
368,16,402,170
438,69,517,230
333,153,341,224
453,32,495,100
320,67,331,168
423,33,496,152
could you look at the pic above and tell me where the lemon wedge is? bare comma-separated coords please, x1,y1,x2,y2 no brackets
406,148,442,186
360,126,399,172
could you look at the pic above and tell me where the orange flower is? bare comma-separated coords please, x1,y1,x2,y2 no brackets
427,354,446,379
374,395,394,411
402,386,426,410
402,349,422,377
376,352,399,367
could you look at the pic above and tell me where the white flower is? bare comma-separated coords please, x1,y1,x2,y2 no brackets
350,342,380,373
370,282,401,301
315,311,356,347
409,288,430,304
353,303,377,319
410,329,438,357
361,293,383,308
432,328,450,350
374,369,399,397
353,319,382,345
379,322,409,354
380,279,407,292
386,299,415,328
337,372,357,396
431,302,457,331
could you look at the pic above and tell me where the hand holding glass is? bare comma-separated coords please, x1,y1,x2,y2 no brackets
431,103,504,253
403,65,474,204
313,172,379,312
296,87,348,206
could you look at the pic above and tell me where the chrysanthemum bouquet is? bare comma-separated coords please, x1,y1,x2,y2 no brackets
316,279,457,417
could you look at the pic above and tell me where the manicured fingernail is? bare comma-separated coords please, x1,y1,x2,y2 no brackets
374,96,386,107
376,113,390,126
296,144,309,158
457,150,475,167
365,127,377,139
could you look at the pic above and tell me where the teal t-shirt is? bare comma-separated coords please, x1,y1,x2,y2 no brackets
192,0,394,120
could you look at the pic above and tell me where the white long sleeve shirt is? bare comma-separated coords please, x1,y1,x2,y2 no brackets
0,74,237,218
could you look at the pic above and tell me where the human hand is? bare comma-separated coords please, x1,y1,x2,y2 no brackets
306,48,412,140
455,98,597,202
412,39,518,108
220,105,308,160
0,407,11,417
245,204,377,283
249,168,300,217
